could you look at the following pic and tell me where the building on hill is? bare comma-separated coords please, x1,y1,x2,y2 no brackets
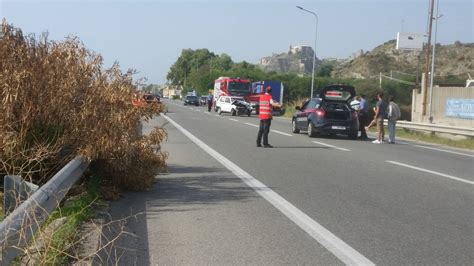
288,45,314,57
258,45,319,75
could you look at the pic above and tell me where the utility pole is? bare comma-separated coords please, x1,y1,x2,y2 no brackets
422,0,435,116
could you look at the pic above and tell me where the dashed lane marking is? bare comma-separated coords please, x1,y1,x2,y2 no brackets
387,160,474,185
271,130,293,137
245,123,259,128
311,141,350,152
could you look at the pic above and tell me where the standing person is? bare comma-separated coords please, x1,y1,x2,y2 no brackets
256,86,282,148
350,96,361,111
387,95,401,144
372,91,386,144
206,93,213,112
358,94,369,140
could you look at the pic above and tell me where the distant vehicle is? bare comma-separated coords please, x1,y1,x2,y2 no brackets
143,93,160,104
200,96,207,106
184,95,199,106
213,77,251,111
248,81,284,115
215,96,252,116
292,84,359,139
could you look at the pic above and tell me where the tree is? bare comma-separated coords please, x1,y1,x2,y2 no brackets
316,63,334,77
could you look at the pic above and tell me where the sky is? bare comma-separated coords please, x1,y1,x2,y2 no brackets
1,0,473,84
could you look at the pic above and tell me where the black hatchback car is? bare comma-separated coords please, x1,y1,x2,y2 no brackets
292,84,359,139
184,95,200,106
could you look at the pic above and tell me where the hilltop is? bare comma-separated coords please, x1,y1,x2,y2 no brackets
258,45,322,75
258,40,474,80
332,40,474,79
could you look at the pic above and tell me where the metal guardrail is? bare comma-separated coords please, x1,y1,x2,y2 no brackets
385,120,474,137
0,156,88,265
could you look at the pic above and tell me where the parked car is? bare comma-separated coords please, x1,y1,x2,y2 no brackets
291,84,359,139
184,95,200,106
215,96,252,116
143,93,160,104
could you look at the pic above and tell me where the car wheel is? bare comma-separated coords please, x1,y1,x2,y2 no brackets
217,107,222,115
292,119,300,133
247,110,251,117
231,109,236,116
307,121,316,137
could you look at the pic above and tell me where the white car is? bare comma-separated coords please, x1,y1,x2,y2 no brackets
215,96,252,116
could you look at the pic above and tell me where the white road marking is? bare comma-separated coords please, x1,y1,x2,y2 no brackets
195,109,201,112
215,114,220,117
245,122,259,128
311,141,351,152
271,130,293,137
410,144,474,158
368,135,474,158
162,114,374,266
387,160,474,185
229,118,239,122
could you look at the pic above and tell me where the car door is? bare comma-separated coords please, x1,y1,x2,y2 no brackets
296,100,318,130
223,97,232,112
295,100,309,129
217,96,225,110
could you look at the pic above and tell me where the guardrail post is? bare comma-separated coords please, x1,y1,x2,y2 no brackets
3,176,39,216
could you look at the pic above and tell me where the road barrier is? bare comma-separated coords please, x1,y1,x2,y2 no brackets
385,120,474,137
0,156,88,265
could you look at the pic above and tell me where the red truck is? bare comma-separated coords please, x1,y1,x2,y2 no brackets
213,77,251,111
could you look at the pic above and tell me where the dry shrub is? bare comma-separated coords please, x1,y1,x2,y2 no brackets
0,20,167,190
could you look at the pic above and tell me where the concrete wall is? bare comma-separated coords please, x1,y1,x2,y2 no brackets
412,86,474,128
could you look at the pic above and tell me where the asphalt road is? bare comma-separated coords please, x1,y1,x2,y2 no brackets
102,99,473,265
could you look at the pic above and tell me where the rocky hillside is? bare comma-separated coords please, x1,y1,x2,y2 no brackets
258,45,322,74
258,40,474,80
332,40,474,79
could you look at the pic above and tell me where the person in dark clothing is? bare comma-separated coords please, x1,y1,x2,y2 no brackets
206,93,213,112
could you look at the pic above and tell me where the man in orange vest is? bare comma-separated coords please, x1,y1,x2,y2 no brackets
257,86,282,148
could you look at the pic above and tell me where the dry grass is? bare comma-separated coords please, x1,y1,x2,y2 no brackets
0,19,167,190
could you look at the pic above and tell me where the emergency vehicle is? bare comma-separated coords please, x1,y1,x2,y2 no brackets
213,77,251,111
248,80,284,114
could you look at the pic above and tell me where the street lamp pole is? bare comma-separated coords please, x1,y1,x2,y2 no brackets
297,6,318,99
428,0,442,123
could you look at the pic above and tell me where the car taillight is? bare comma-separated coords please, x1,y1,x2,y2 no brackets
315,109,325,117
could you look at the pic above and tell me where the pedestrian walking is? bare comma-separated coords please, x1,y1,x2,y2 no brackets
206,93,213,112
372,91,386,144
387,95,401,144
358,94,369,140
256,86,282,148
